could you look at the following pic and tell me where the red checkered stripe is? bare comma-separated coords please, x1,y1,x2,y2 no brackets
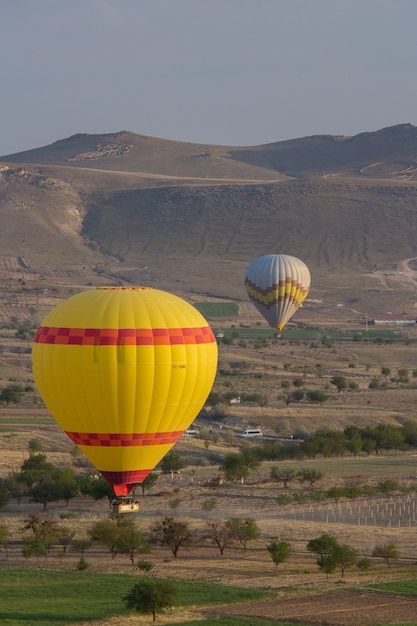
65,430,184,447
102,469,151,487
34,325,215,345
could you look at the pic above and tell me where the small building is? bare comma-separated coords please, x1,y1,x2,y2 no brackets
369,315,417,326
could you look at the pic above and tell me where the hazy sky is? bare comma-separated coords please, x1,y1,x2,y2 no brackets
1,0,416,155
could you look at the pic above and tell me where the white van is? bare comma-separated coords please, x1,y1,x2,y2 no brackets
239,428,263,438
182,429,200,438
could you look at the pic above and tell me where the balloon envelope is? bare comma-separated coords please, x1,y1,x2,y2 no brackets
244,255,311,335
32,286,218,496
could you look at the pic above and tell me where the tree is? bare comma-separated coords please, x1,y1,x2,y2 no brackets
88,515,149,564
71,538,93,557
89,517,121,559
221,452,260,484
306,390,329,404
307,534,357,578
0,478,10,509
87,476,115,505
150,516,193,558
201,497,217,516
124,578,177,622
209,521,234,555
160,452,184,478
22,513,58,560
266,539,291,572
115,521,150,566
270,466,297,489
372,542,400,567
330,376,348,392
0,384,24,406
140,472,159,496
297,468,324,489
56,525,76,553
225,518,260,552
0,523,10,559
54,469,79,505
18,453,56,490
307,533,338,560
333,543,357,577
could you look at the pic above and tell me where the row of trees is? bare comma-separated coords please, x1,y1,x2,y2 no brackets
0,512,400,577
247,421,417,463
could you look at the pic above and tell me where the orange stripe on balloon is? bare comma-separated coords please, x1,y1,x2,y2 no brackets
34,325,215,345
65,431,184,447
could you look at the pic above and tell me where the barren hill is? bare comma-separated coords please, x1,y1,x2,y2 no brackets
2,124,417,326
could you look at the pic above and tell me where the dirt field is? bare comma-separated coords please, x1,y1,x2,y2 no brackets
204,589,417,625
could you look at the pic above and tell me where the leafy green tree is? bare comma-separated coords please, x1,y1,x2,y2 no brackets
71,538,93,557
372,542,400,567
160,451,184,478
221,452,260,484
403,421,417,447
377,478,399,494
306,390,329,403
333,543,358,577
124,578,177,622
373,423,405,453
4,471,26,505
201,497,217,515
89,515,149,563
317,552,338,576
0,523,10,558
56,525,76,553
270,466,297,489
150,516,193,558
292,378,305,388
0,478,10,509
28,438,43,453
225,517,260,552
54,469,79,505
357,557,372,572
114,520,150,566
307,533,338,560
291,389,305,403
140,472,159,496
86,476,115,505
330,376,348,392
88,517,120,558
266,539,291,572
297,468,324,489
18,453,56,490
0,384,24,406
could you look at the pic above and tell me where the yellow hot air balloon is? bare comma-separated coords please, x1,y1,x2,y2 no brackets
32,286,218,496
244,255,311,337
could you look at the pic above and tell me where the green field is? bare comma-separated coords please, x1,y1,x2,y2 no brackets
369,579,417,595
213,326,397,340
1,569,417,625
0,570,270,625
194,302,239,318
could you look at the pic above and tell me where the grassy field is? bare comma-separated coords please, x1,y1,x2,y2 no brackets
1,569,417,626
0,570,270,626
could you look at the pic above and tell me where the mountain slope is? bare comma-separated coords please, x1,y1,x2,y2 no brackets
2,124,417,325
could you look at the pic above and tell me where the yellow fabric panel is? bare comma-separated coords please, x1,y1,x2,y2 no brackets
78,443,173,472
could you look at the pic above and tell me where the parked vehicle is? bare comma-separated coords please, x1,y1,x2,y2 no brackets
182,429,200,437
239,428,263,438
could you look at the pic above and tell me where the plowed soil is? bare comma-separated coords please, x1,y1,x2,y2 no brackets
204,589,417,625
